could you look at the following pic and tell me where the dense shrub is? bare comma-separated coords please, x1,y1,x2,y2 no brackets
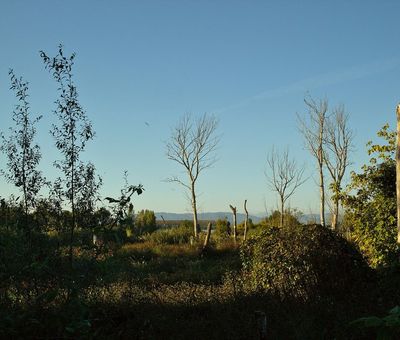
214,218,231,239
142,220,193,244
241,224,374,304
135,209,157,235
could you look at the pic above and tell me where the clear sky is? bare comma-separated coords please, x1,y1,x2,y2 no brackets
0,1,399,216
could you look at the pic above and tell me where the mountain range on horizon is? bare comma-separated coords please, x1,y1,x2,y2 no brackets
155,212,322,224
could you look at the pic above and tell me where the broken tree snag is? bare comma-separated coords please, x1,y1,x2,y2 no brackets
203,222,212,250
229,204,237,242
396,103,400,244
160,215,166,228
244,199,249,241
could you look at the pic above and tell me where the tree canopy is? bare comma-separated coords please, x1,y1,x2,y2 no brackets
343,124,398,267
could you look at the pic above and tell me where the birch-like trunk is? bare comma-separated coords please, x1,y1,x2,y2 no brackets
318,150,325,227
331,198,339,231
203,222,212,249
244,199,249,241
191,182,199,238
319,172,325,226
229,205,237,242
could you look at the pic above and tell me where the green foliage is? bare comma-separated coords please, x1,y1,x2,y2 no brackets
105,171,143,238
0,196,24,231
135,209,157,235
142,220,193,244
32,198,62,232
343,124,398,267
40,45,97,208
41,45,100,265
241,224,373,302
236,218,255,236
351,306,400,339
0,70,45,222
214,217,231,239
259,209,302,228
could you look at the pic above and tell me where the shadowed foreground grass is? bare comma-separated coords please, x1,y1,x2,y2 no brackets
0,230,398,339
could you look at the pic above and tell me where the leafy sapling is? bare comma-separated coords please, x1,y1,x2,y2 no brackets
1,69,46,235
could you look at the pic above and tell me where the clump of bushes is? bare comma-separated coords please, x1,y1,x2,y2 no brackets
141,220,193,245
241,224,374,304
214,218,231,240
135,209,157,235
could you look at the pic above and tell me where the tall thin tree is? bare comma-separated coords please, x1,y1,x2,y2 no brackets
297,96,328,226
1,69,45,236
166,113,219,238
41,45,96,266
324,105,353,231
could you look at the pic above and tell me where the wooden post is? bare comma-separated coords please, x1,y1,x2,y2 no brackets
203,222,212,249
229,205,237,242
244,199,249,241
396,103,400,244
255,310,267,340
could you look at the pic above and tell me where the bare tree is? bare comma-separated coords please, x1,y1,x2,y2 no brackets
324,105,353,231
396,103,400,243
297,96,328,226
265,147,306,227
166,113,219,238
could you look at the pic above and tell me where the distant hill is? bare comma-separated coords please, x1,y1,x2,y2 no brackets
155,212,327,225
155,212,262,224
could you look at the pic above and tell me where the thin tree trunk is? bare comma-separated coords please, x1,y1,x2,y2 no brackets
318,122,326,227
396,104,400,243
331,198,339,231
22,139,31,241
244,199,249,241
280,197,284,227
70,150,75,269
319,177,325,226
191,182,198,238
233,211,237,242
229,205,237,242
318,159,325,227
161,215,166,228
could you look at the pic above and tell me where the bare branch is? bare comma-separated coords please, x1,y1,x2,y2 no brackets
164,176,191,190
265,147,306,227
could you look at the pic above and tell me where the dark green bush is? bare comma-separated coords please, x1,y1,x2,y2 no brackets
241,224,374,304
214,218,231,239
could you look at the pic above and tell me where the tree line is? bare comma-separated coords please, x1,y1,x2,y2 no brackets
1,45,399,268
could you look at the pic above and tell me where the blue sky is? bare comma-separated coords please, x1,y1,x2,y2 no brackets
0,1,399,216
